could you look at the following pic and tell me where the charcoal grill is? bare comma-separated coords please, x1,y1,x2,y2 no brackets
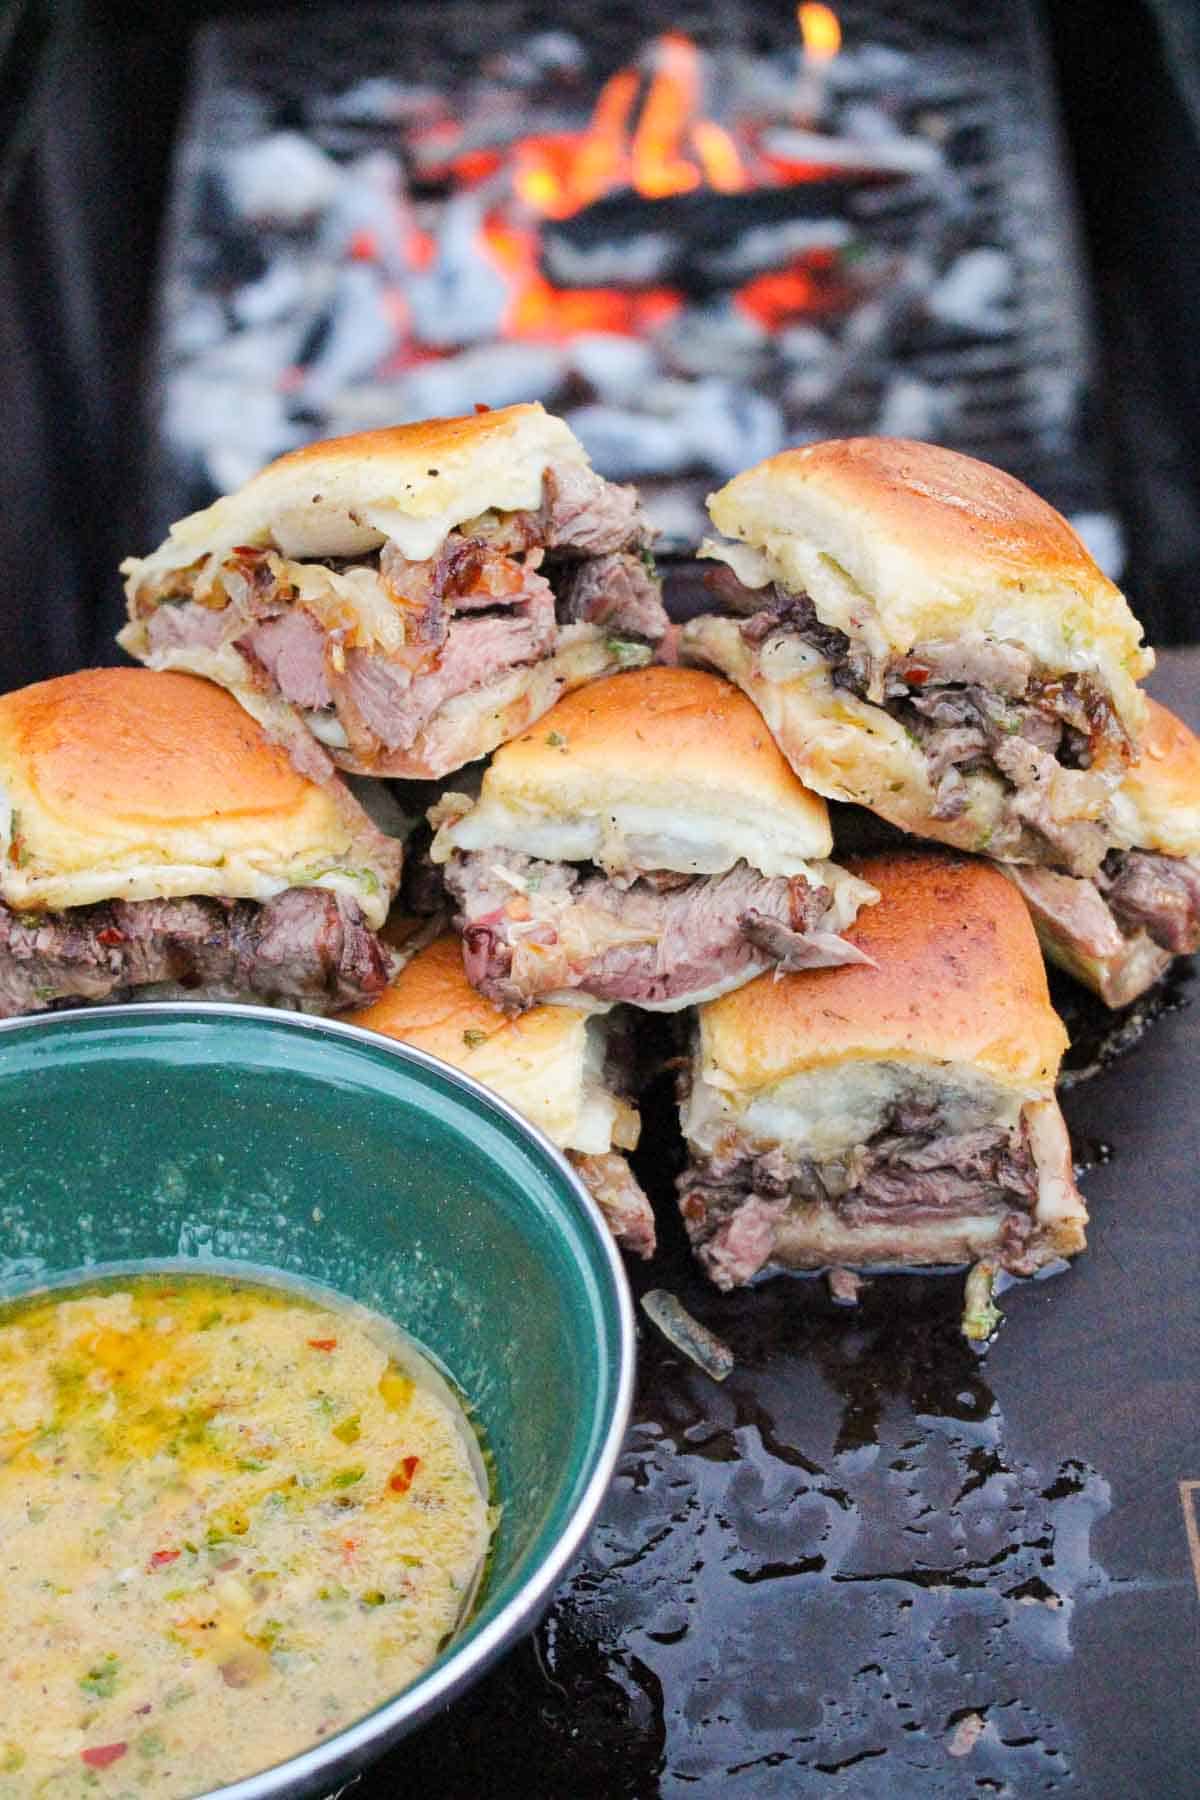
151,0,1108,549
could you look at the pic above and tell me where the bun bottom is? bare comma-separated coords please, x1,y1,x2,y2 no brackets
122,628,650,783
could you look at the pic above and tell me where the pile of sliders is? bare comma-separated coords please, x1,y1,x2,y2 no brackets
8,407,1198,1331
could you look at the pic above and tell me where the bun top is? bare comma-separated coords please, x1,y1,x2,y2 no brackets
432,664,834,873
0,668,401,923
346,933,609,1151
122,403,588,575
706,437,1151,738
1112,697,1200,856
699,850,1067,1096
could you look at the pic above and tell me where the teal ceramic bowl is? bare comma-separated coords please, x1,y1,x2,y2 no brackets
0,1003,634,1799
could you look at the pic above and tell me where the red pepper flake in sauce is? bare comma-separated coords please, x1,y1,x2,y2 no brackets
96,926,126,947
148,1548,180,1569
388,1455,421,1496
81,1743,128,1768
905,664,931,685
307,1338,338,1352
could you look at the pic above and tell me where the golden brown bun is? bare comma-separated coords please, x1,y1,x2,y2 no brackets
701,850,1067,1095
706,436,1151,738
1112,697,1200,856
346,933,638,1154
122,404,588,575
433,664,835,870
0,668,401,924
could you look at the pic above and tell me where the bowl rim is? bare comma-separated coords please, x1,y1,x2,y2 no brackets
0,1000,637,1799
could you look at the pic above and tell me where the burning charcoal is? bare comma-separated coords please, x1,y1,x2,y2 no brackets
640,489,708,548
316,78,444,127
875,373,953,440
569,334,658,406
232,259,308,329
224,132,340,227
779,323,835,372
162,368,300,494
490,29,587,85
172,298,229,358
295,264,400,410
669,380,785,479
1068,513,1125,581
926,247,1013,335
541,186,866,297
407,192,510,347
385,343,567,424
760,125,941,179
655,302,769,382
317,152,416,287
566,407,691,479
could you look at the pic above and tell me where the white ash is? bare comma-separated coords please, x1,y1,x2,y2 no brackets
567,406,692,479
317,152,417,285
760,126,943,177
569,334,658,406
1069,512,1126,580
406,192,510,347
927,248,1013,335
655,302,770,382
875,372,954,439
295,264,401,410
224,131,340,227
384,342,567,425
231,259,309,329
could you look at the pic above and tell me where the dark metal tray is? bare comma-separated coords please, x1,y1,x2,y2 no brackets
363,648,1200,1798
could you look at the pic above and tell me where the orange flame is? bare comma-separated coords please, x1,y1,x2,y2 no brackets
512,32,748,219
798,3,842,62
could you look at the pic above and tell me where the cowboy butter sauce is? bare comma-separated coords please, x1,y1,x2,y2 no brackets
0,1274,493,1796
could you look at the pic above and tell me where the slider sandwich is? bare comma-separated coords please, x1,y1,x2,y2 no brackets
676,851,1086,1290
0,669,403,1017
120,404,667,782
428,666,879,1012
1005,697,1200,1007
683,437,1153,877
346,933,655,1257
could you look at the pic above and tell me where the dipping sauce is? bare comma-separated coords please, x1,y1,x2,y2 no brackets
0,1273,493,1796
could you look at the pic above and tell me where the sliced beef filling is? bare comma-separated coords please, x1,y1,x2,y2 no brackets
0,889,392,1019
1014,848,1200,968
1098,849,1200,954
131,464,666,767
443,851,869,1013
678,1098,1040,1287
735,584,1128,874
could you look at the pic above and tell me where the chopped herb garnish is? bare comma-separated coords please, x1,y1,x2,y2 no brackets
330,1467,365,1490
462,1028,487,1048
79,1655,120,1700
604,636,648,667
545,730,566,747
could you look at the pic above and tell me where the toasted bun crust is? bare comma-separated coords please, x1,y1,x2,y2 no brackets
1111,697,1200,856
346,933,634,1153
434,664,833,870
0,669,401,924
707,437,1151,737
122,404,588,576
679,614,1117,868
700,850,1067,1094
